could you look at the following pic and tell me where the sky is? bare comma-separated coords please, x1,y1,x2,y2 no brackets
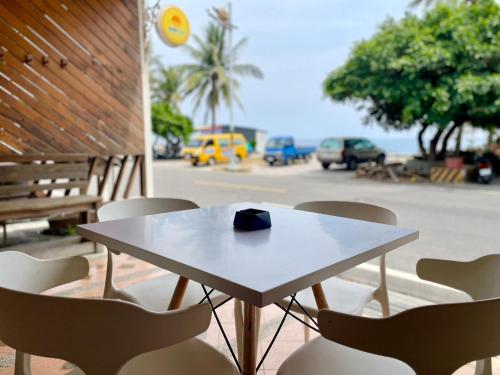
150,0,419,142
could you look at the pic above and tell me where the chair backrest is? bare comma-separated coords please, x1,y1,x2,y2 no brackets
0,154,91,199
318,298,500,375
97,197,199,222
0,286,212,375
97,197,199,300
417,255,500,301
0,251,89,294
294,201,397,226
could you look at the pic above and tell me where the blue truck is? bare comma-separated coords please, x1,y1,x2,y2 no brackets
263,136,316,166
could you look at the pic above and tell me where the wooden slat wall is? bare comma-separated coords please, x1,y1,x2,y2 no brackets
0,0,144,157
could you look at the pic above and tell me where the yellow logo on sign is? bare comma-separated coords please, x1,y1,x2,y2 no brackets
156,6,190,47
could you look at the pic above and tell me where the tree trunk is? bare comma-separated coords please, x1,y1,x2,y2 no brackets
455,124,464,156
418,124,429,160
210,105,216,134
429,128,444,161
210,76,218,134
439,123,460,159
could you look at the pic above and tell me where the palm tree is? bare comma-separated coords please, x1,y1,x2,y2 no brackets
149,57,185,111
181,22,263,132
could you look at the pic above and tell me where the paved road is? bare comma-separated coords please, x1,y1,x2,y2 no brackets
153,159,500,277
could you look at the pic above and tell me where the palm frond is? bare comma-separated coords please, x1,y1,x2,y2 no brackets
232,64,264,79
180,20,263,125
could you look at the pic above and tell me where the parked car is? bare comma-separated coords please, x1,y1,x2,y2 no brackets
264,137,316,166
318,137,385,170
181,133,248,166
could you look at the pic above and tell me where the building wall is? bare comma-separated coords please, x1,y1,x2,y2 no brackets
0,0,144,157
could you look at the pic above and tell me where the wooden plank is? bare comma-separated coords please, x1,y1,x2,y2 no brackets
0,40,142,155
0,55,122,154
36,0,142,98
84,156,98,194
18,0,140,87
0,195,101,213
0,114,47,154
0,108,56,153
0,153,88,163
0,50,128,153
0,75,99,153
0,5,144,129
0,163,90,183
0,7,144,136
0,181,88,196
0,74,90,153
0,0,145,158
140,153,147,196
26,0,142,97
98,156,115,196
0,198,101,222
96,0,141,43
0,125,33,154
84,0,140,54
111,155,128,201
124,155,142,199
65,0,140,62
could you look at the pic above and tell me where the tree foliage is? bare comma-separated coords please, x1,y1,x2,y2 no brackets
324,0,500,159
150,57,193,158
150,57,185,111
181,22,263,132
151,103,193,158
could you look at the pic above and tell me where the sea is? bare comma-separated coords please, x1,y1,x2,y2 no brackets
297,137,420,155
297,132,489,156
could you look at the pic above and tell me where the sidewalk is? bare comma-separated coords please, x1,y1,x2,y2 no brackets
0,253,495,374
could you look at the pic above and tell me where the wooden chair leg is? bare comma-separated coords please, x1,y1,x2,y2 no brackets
234,299,244,364
312,283,329,309
242,302,258,375
303,315,310,342
235,300,260,365
167,276,189,310
255,306,261,350
374,286,391,317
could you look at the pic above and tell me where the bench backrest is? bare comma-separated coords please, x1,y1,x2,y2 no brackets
0,154,91,200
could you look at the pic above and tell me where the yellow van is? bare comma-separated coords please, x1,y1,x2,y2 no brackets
181,133,248,166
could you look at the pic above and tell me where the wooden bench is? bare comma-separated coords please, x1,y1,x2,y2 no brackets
0,154,101,246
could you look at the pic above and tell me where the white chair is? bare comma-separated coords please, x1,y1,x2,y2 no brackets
97,197,226,311
277,297,500,375
0,251,90,375
0,282,238,374
417,254,500,375
275,201,394,341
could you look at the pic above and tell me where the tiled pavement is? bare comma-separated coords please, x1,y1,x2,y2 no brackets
0,253,498,374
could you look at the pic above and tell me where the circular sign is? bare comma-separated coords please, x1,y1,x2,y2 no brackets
156,6,190,47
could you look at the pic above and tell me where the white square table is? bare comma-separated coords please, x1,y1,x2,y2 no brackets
77,202,418,375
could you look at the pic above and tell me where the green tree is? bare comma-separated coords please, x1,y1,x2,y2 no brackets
150,57,185,110
324,0,500,160
151,103,193,158
181,22,263,132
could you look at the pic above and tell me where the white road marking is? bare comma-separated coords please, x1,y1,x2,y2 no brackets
194,180,288,194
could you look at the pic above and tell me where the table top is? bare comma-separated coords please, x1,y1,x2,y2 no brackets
77,202,418,307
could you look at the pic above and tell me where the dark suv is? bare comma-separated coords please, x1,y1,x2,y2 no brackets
317,137,385,170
